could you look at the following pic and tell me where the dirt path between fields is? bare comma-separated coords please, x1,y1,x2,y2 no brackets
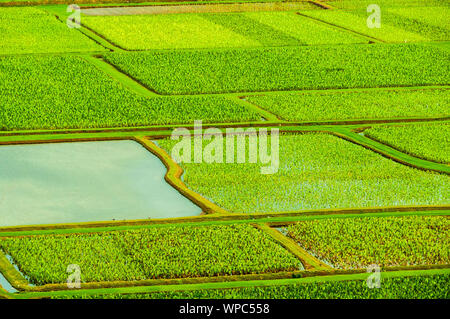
81,1,317,16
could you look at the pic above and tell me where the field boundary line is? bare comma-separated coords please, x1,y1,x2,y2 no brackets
9,267,450,299
50,13,118,52
2,118,449,139
78,21,128,52
83,55,159,97
0,202,448,236
361,127,450,165
331,128,450,175
233,97,283,121
309,0,333,10
0,209,448,237
256,224,332,271
134,137,229,215
296,11,385,43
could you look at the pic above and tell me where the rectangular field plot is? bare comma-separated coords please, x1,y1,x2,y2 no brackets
82,11,365,50
0,225,302,285
241,12,367,45
328,0,447,9
0,7,103,54
82,14,260,50
303,6,450,42
246,89,450,122
284,216,450,268
0,141,201,226
0,55,260,131
157,133,450,213
104,44,450,94
364,122,450,164
52,272,450,299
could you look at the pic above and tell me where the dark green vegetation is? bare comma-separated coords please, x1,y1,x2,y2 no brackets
52,273,450,299
0,55,259,130
104,44,450,94
0,224,302,285
365,122,450,164
285,216,450,269
246,89,449,121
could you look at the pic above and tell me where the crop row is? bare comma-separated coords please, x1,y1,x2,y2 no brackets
0,55,260,131
284,216,450,269
365,122,449,164
246,88,449,122
0,7,102,54
0,224,302,285
104,44,449,94
52,273,450,299
157,133,450,213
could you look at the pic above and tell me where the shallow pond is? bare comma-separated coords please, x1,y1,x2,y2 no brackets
0,140,201,226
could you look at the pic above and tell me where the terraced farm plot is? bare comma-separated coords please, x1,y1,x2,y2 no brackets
52,273,450,299
327,0,447,9
82,14,260,50
0,225,302,285
0,55,260,131
245,89,450,122
83,11,366,50
242,11,367,44
302,6,450,42
157,133,450,213
284,216,450,269
364,122,450,164
0,7,103,54
104,44,450,94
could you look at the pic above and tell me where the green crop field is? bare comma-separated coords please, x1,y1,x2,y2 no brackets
0,7,103,54
83,11,366,50
104,44,449,94
52,273,450,299
157,133,449,213
246,88,449,122
0,55,259,130
0,0,448,304
364,122,450,164
0,224,302,285
303,6,450,42
284,216,450,269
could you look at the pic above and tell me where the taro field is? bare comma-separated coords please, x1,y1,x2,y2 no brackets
0,0,448,301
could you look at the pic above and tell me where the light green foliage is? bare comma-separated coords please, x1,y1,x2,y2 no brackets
304,6,450,42
104,44,450,94
54,274,450,299
202,13,304,46
365,122,450,164
285,216,450,269
246,89,449,121
0,55,260,130
244,11,367,44
157,133,450,213
0,7,102,54
82,14,259,50
0,225,302,285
